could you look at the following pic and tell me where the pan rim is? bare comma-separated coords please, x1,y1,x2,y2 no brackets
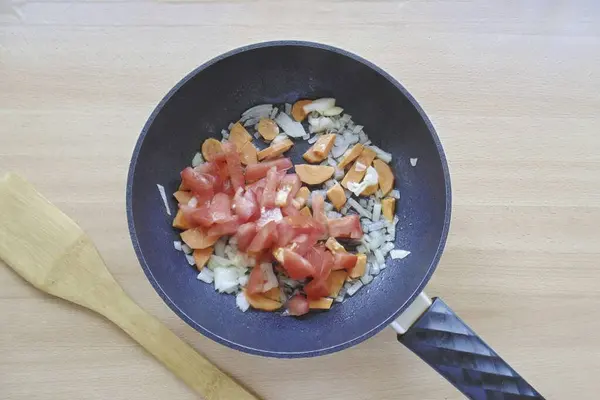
126,40,452,358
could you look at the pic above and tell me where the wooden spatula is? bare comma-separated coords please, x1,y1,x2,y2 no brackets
0,173,259,400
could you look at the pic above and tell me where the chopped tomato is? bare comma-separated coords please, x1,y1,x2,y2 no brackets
188,192,232,227
281,248,315,280
306,245,333,280
290,232,319,256
311,193,328,237
235,222,257,252
247,265,265,294
285,214,326,236
245,158,293,183
304,278,329,300
276,219,296,247
321,250,334,279
261,167,285,208
207,216,240,236
180,167,215,202
246,176,267,193
281,202,300,216
287,294,309,316
222,142,244,190
233,188,259,223
332,252,358,271
247,221,278,253
328,215,363,239
256,207,283,228
275,174,301,207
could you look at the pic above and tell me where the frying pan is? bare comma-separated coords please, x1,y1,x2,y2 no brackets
126,41,544,399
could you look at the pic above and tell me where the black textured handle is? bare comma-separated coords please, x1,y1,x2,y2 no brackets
398,298,544,400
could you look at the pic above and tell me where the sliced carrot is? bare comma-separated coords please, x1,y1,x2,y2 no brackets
327,270,347,297
244,289,282,311
303,134,336,163
291,99,312,122
361,183,378,196
178,180,189,191
173,190,193,205
337,144,364,170
263,287,282,302
349,253,367,279
326,183,347,210
293,186,311,209
201,138,223,162
180,227,220,249
257,118,279,141
257,138,294,161
341,147,377,189
382,197,396,222
309,298,333,310
229,122,252,151
193,247,213,271
373,159,394,196
295,164,335,185
325,237,346,253
239,141,258,165
172,209,191,230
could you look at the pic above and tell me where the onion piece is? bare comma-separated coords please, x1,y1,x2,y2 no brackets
173,240,182,251
372,203,382,221
380,242,395,256
185,253,195,266
347,198,372,219
410,158,418,167
191,152,204,167
368,145,392,163
214,267,240,293
390,189,401,199
181,243,192,254
331,141,350,159
275,112,306,138
307,135,319,144
360,274,374,285
236,291,250,312
347,280,363,296
303,98,336,113
323,106,344,116
390,249,411,259
197,268,214,284
156,184,171,216
347,166,378,196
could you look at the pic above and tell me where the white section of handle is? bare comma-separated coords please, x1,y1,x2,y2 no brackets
390,292,432,334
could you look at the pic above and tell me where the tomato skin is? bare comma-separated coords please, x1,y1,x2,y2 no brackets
287,294,309,316
247,265,265,294
222,142,245,190
235,222,258,252
306,245,333,280
233,189,259,223
247,221,279,253
333,252,358,271
304,278,329,300
261,167,285,208
188,192,232,227
327,215,363,239
281,249,315,280
311,193,328,237
180,167,215,202
290,232,319,256
207,216,240,236
245,158,293,183
276,220,296,247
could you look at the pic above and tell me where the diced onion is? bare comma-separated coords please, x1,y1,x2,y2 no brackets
380,242,395,255
347,281,364,296
307,135,319,144
208,255,234,270
236,292,250,312
347,166,378,196
275,112,306,138
390,189,401,199
191,152,204,167
214,238,227,257
390,249,411,260
214,267,239,293
334,168,344,181
360,274,374,285
374,249,385,265
323,106,344,116
173,240,182,251
347,198,372,219
368,145,392,163
156,184,171,216
181,243,192,254
197,268,214,284
372,203,382,221
410,158,418,167
185,253,195,266
303,98,336,113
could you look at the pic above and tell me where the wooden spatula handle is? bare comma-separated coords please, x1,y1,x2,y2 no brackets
101,287,259,400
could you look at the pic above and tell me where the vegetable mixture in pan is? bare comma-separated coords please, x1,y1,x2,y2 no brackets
166,99,411,316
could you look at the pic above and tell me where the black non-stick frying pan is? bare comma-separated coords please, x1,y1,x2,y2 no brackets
127,41,544,399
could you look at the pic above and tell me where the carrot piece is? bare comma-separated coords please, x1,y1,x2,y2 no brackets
295,164,335,185
349,253,367,279
309,298,333,310
173,190,193,205
337,144,364,170
244,289,282,311
303,134,336,163
257,118,279,141
263,287,282,302
201,138,223,162
299,206,312,217
257,139,294,161
326,183,347,210
381,197,396,222
341,147,377,189
239,141,258,165
172,209,191,230
291,99,312,122
373,159,394,196
229,122,252,151
327,270,348,297
180,227,220,249
193,247,213,271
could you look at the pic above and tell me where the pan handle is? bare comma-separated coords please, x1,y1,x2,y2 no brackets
394,293,544,399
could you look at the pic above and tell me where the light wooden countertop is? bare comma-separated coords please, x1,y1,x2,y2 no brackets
1,1,599,399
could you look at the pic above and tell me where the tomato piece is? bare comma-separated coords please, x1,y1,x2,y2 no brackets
189,192,232,227
281,249,315,280
235,222,257,252
333,252,358,271
222,142,244,191
327,215,363,239
180,167,215,202
245,158,293,183
247,221,278,253
246,176,267,194
289,232,319,257
247,263,278,294
256,207,283,228
281,203,300,217
233,188,259,223
207,216,240,236
311,193,328,237
285,214,326,236
321,250,334,279
276,219,296,247
275,174,301,207
304,278,329,300
261,167,285,208
287,294,309,316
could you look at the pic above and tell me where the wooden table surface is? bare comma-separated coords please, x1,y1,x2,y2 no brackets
1,1,599,399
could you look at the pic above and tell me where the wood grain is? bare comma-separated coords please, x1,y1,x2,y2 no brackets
1,1,599,399
0,174,258,400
